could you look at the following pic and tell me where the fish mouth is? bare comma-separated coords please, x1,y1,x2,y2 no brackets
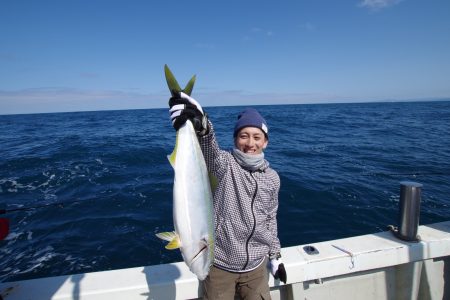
190,245,208,264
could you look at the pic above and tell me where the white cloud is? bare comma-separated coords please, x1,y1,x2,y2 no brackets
195,90,374,107
299,22,316,32
2,86,444,115
0,88,167,115
248,27,274,38
359,0,403,11
0,87,361,115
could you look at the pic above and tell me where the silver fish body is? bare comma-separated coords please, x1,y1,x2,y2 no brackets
157,120,214,280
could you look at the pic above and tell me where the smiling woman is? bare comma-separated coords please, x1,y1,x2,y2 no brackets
235,127,268,154
234,107,269,153
168,83,285,298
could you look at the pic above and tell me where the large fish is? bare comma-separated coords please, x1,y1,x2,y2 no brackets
156,65,214,280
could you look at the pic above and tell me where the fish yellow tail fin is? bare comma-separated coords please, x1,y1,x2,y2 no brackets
156,231,182,250
164,64,196,96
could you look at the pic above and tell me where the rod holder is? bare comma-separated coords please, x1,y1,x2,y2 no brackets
389,181,422,242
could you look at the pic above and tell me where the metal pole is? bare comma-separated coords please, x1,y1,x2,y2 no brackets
397,181,422,241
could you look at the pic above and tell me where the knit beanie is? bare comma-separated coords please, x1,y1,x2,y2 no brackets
233,108,268,138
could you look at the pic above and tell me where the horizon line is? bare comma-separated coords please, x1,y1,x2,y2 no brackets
1,97,449,117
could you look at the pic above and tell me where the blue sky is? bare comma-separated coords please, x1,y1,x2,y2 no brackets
1,0,449,114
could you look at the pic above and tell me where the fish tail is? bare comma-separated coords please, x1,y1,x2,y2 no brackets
164,64,196,96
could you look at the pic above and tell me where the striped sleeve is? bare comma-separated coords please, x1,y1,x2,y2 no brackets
269,172,281,255
198,120,230,176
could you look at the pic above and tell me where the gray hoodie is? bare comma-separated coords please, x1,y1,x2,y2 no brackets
199,121,281,272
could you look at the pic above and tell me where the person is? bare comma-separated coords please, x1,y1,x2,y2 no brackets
169,92,286,299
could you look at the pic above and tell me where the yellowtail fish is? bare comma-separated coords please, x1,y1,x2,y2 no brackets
156,65,214,280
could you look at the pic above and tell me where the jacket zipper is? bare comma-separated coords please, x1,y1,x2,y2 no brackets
243,172,258,270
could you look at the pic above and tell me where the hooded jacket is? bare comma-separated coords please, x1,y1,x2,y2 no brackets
199,121,281,272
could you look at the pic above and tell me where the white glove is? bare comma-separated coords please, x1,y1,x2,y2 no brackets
270,258,282,275
169,92,204,123
168,92,208,135
270,258,287,284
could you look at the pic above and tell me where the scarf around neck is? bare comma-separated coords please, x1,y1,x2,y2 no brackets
232,148,267,171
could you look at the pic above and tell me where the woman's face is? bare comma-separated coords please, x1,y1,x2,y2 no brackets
234,127,268,155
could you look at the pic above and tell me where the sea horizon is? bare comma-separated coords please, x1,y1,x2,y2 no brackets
1,97,449,117
1,100,449,282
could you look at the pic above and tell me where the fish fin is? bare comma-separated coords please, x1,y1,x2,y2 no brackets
155,231,182,250
182,75,196,96
155,231,177,241
167,152,176,168
209,172,218,193
167,131,179,168
191,243,208,264
166,236,182,250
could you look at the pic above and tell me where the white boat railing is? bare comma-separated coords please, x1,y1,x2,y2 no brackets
1,221,450,299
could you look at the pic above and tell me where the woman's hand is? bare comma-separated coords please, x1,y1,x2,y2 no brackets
270,256,287,284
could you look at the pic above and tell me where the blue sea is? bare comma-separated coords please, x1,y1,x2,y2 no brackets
1,101,450,283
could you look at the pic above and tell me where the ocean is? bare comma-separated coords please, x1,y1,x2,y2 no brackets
1,101,449,283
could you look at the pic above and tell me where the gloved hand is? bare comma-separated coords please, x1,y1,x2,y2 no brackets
270,257,287,284
169,92,208,135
